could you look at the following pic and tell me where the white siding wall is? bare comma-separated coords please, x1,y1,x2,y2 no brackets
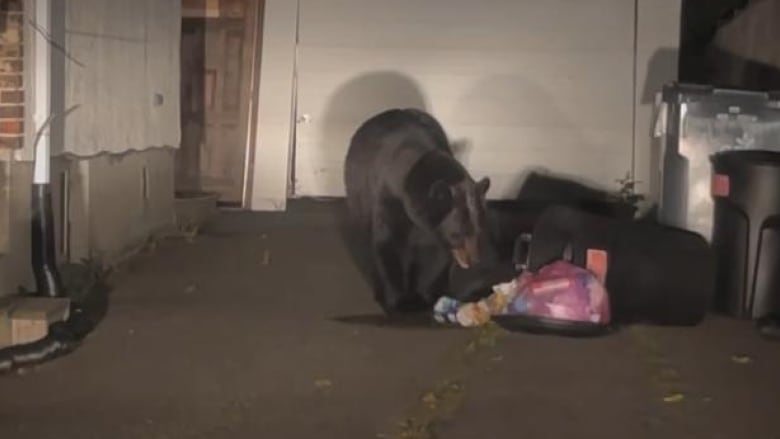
250,0,681,209
294,0,636,198
64,0,181,156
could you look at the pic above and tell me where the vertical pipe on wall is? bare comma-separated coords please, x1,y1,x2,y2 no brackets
32,0,50,186
30,0,64,297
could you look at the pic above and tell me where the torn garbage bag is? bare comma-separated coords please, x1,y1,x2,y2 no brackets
434,259,614,337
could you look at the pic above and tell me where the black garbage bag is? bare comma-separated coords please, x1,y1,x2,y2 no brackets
523,206,716,326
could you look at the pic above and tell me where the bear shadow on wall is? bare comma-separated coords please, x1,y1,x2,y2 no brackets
448,73,622,278
294,71,430,197
451,73,612,200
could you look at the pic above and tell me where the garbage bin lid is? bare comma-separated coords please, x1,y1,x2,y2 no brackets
711,150,780,166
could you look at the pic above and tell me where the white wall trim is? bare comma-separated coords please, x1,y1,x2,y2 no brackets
248,0,298,211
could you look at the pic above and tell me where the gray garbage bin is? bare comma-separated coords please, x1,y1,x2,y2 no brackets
710,150,780,325
656,82,780,241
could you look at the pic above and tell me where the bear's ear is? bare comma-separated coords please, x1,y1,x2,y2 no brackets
476,177,490,196
428,180,452,205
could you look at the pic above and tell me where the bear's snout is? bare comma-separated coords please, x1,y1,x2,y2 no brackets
452,236,481,269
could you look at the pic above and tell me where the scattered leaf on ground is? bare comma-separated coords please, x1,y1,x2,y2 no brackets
663,393,685,403
314,378,333,388
421,392,437,408
731,355,752,364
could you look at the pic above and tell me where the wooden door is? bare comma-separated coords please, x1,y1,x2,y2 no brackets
179,0,261,206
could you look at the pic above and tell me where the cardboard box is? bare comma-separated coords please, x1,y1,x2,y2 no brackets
9,297,71,346
11,319,49,345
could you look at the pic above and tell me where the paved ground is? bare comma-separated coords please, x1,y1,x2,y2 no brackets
1,200,780,439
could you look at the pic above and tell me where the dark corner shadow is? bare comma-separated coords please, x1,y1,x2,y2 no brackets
323,72,429,290
703,46,780,92
329,312,464,331
59,260,114,338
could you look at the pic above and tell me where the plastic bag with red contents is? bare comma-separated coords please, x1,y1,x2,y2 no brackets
433,259,611,329
507,260,610,324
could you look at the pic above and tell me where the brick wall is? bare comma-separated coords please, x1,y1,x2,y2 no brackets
0,0,23,150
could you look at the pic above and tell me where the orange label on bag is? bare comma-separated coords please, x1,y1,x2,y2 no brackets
711,174,730,197
586,249,608,284
530,278,572,296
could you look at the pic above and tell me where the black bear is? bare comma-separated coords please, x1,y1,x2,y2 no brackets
343,108,493,314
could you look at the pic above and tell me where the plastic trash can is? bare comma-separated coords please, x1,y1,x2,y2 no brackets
710,150,780,324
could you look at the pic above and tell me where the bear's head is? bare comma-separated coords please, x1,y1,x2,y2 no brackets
405,150,496,270
426,176,492,269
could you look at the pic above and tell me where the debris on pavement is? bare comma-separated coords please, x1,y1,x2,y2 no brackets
663,393,685,403
391,323,507,439
731,354,752,364
421,392,437,409
314,378,333,389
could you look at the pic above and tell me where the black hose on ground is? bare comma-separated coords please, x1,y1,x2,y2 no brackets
0,291,107,374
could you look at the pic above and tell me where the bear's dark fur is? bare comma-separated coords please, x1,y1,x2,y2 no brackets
343,108,492,313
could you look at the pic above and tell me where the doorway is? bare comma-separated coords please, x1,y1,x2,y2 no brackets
177,0,263,207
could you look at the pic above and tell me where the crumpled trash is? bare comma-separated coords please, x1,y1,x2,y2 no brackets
434,260,610,327
663,393,685,403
